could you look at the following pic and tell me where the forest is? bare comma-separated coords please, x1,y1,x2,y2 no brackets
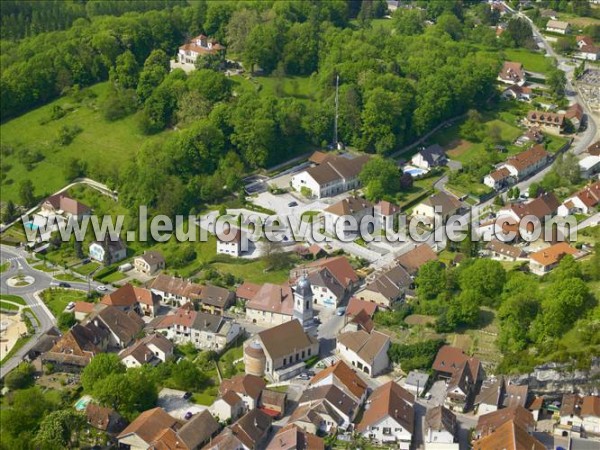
1,0,511,217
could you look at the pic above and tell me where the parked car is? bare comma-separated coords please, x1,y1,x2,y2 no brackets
58,282,71,288
298,373,310,380
336,307,346,316
183,392,192,400
184,411,193,420
96,285,107,292
66,302,75,311
287,201,298,207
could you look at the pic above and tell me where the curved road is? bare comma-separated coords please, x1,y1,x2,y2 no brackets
0,245,110,378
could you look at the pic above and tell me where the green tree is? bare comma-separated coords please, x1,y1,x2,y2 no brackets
226,8,260,55
2,199,17,223
169,359,209,391
81,353,126,393
359,156,401,201
111,50,140,89
19,179,36,207
458,259,506,305
394,9,424,35
35,409,84,450
447,289,482,328
460,109,484,142
95,370,157,419
4,362,35,390
137,49,170,103
57,312,76,331
547,68,567,99
504,17,533,47
416,261,446,300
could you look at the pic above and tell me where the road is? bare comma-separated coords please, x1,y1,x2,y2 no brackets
0,245,110,378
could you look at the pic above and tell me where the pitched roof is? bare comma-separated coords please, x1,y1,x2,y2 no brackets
529,242,579,267
475,377,505,408
235,281,261,300
577,35,594,46
476,405,535,438
219,374,267,401
375,200,401,217
581,396,600,418
573,180,600,208
396,244,438,274
220,389,243,407
309,360,368,400
136,251,165,267
298,384,359,418
44,193,91,216
560,393,584,417
425,405,456,435
304,154,370,185
177,410,220,449
488,167,512,182
324,196,373,217
245,282,294,316
588,140,600,155
345,297,378,318
308,151,330,164
73,301,96,314
306,267,345,301
101,284,159,307
432,345,481,381
117,407,178,444
507,192,560,220
150,274,203,299
95,306,144,344
547,19,570,30
198,284,234,308
257,319,317,360
337,329,390,365
504,383,529,408
566,103,584,121
301,256,359,289
85,403,126,432
363,264,412,301
486,240,526,259
348,309,374,333
420,191,461,216
472,420,545,450
498,61,525,83
266,424,324,450
526,110,565,126
357,381,414,433
419,144,446,165
119,333,173,364
505,145,550,173
230,409,273,449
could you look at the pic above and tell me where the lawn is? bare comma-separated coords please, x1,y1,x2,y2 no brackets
73,261,101,276
0,301,19,311
0,82,170,203
213,257,292,285
502,48,554,74
97,271,126,283
40,288,86,317
557,12,600,29
53,273,83,282
0,336,31,366
231,74,318,103
0,294,26,305
0,262,8,273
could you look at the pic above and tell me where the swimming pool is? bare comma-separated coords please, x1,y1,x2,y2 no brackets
23,222,39,230
74,395,92,411
403,166,429,177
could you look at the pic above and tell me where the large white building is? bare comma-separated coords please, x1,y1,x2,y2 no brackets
336,329,390,378
291,152,370,198
424,405,458,449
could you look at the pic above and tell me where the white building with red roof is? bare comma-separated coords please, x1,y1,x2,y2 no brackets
557,181,600,216
176,34,225,67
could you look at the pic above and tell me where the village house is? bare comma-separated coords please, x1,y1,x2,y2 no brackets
579,154,600,179
472,420,545,450
528,396,545,421
412,191,462,224
133,251,165,275
100,283,161,317
529,242,584,275
474,377,506,415
501,84,533,101
92,306,145,349
118,407,220,450
525,110,565,134
197,284,235,315
205,409,272,450
558,393,585,436
236,281,262,303
216,226,244,257
494,144,550,185
176,34,225,66
566,103,585,130
497,192,561,236
336,329,391,377
219,374,267,411
244,319,319,382
291,152,370,198
309,360,369,406
41,193,91,219
89,236,126,264
497,61,526,86
259,389,287,419
210,390,245,423
484,167,515,191
474,405,535,440
149,306,242,351
356,264,412,309
575,35,600,60
119,333,174,369
424,405,458,449
73,301,97,321
485,240,526,262
41,323,108,372
345,297,378,321
404,371,429,396
266,424,324,450
396,244,439,276
295,384,361,431
546,19,571,34
557,181,600,216
322,196,374,239
150,273,203,306
588,140,600,156
411,144,447,170
581,395,600,434
356,381,415,449
374,200,402,231
85,403,127,435
432,345,483,412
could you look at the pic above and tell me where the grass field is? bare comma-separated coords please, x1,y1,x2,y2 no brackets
0,301,19,311
0,262,8,273
0,82,169,203
231,74,318,103
73,261,101,276
213,257,292,285
97,271,126,283
0,295,27,305
502,48,554,74
40,288,86,317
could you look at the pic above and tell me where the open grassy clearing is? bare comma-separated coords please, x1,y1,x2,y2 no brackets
0,82,170,203
231,74,318,103
213,257,293,285
41,288,86,317
0,295,27,305
502,48,554,74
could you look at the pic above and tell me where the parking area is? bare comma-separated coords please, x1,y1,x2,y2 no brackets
424,380,448,407
157,388,207,420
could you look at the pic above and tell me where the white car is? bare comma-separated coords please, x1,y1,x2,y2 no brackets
96,285,108,292
66,302,75,310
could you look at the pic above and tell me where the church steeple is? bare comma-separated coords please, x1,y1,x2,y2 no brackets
293,273,314,328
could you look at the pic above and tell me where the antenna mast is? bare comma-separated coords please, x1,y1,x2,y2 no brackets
333,74,339,149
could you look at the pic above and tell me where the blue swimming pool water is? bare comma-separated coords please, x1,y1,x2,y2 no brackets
24,222,39,230
403,167,428,177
